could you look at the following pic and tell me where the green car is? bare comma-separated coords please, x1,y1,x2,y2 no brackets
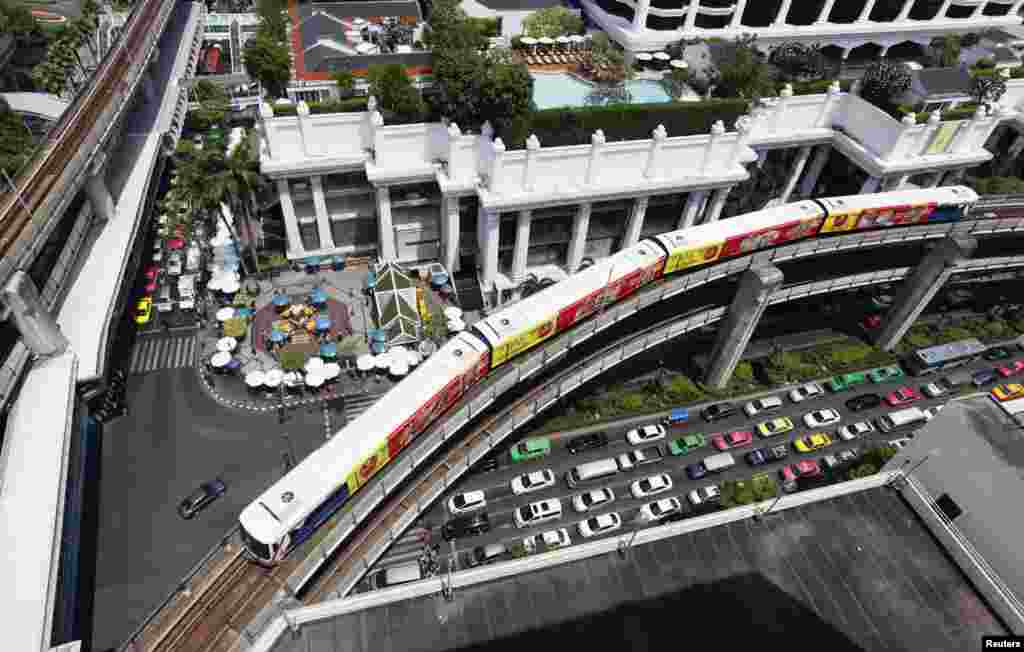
826,372,868,393
869,365,905,383
668,433,706,456
510,437,551,462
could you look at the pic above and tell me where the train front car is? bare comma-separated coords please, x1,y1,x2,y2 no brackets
815,186,978,232
239,332,489,565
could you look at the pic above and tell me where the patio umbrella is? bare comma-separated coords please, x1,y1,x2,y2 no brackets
315,316,332,332
221,280,240,294
635,52,653,62
670,59,688,70
405,349,422,366
357,353,375,371
556,35,570,49
389,360,409,377
211,351,231,368
264,369,283,388
319,341,338,358
375,352,391,370
520,36,537,47
310,288,327,304
168,238,185,250
217,336,237,352
443,306,463,320
570,35,585,48
245,371,265,388
653,52,671,61
538,36,555,50
305,357,325,374
305,374,324,388
270,330,287,344
216,307,235,321
322,363,341,380
272,294,290,308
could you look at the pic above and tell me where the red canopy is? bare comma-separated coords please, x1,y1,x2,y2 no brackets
167,238,186,250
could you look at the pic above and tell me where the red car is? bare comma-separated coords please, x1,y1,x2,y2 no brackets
712,430,753,451
885,386,921,407
780,460,822,490
996,361,1024,378
144,264,160,280
143,279,158,295
861,315,881,330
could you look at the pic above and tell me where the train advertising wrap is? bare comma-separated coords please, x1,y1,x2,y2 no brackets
469,351,491,385
347,441,391,494
610,268,646,301
820,210,864,233
492,316,559,368
664,241,724,274
855,203,934,229
388,419,416,459
720,215,825,258
557,288,604,332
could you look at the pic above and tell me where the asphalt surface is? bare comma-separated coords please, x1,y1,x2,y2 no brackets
364,346,1024,582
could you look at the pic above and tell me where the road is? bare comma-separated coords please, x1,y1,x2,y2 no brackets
359,345,1024,586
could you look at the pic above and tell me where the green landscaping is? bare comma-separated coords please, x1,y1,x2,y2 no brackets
720,473,777,508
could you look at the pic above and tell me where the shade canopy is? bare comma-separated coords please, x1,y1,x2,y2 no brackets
315,317,332,331
272,294,290,306
322,362,341,379
443,306,463,320
264,369,284,387
245,371,265,387
305,374,324,387
389,361,409,376
305,357,325,374
375,353,391,369
447,318,465,332
653,52,671,60
356,354,375,371
211,351,231,367
270,330,287,343
570,35,585,42
635,52,653,61
520,36,537,45
670,59,688,69
217,337,237,352
538,37,555,44
556,36,570,43
371,261,421,347
216,307,235,321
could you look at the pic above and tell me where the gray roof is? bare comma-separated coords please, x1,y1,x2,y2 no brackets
915,67,974,97
300,11,350,52
297,1,422,22
468,0,567,10
296,2,424,72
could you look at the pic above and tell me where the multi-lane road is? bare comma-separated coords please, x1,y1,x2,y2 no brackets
359,344,1024,587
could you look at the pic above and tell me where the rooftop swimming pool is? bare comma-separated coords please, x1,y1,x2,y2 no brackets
531,73,672,110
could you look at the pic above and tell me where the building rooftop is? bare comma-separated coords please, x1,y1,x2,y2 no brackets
915,67,975,98
267,487,1005,652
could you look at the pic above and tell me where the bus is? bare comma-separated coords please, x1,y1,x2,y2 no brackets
903,338,987,376
876,407,928,433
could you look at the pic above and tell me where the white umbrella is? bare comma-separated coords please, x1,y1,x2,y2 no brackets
245,371,265,387
264,369,283,387
375,352,391,370
520,36,537,45
284,371,302,387
216,307,235,321
570,35,585,43
217,336,237,352
322,362,341,379
405,349,422,366
211,351,231,368
670,59,688,70
305,374,324,388
357,354,375,372
653,52,671,61
207,276,222,291
538,37,555,45
443,306,463,320
556,36,570,44
389,360,409,377
635,52,653,61
220,280,241,294
305,357,325,374
447,318,465,332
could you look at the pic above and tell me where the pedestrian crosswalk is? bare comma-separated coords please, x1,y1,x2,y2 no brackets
129,335,198,375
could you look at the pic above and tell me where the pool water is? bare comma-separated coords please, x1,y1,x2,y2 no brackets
531,73,672,110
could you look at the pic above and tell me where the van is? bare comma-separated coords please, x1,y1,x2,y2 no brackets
372,562,422,589
875,407,928,433
566,458,619,488
702,452,736,474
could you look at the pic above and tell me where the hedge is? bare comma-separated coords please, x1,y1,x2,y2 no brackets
270,97,371,116
782,78,853,95
1013,66,1024,79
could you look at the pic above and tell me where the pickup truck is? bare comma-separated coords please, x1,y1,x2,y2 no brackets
616,445,663,470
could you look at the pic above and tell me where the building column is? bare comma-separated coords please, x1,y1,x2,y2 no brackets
678,191,706,229
816,0,836,23
567,203,591,273
511,209,532,284
936,0,953,18
479,207,500,290
884,174,911,191
896,0,915,20
857,0,877,22
443,196,460,274
926,170,946,187
774,0,793,25
310,175,334,250
704,265,784,389
798,145,830,198
704,186,731,223
376,186,396,262
729,0,747,28
623,197,648,249
941,168,966,185
633,0,651,28
872,237,977,351
277,179,304,257
779,145,812,204
85,157,115,223
860,175,881,194
685,0,700,30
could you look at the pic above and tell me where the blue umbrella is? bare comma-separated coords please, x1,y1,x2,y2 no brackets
320,342,337,357
273,294,289,306
315,316,331,331
270,330,286,343
310,288,327,304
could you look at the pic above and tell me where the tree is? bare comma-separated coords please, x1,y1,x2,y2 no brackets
380,22,414,53
971,75,1006,105
580,32,631,84
0,97,33,176
332,68,356,98
243,33,291,99
423,0,488,52
254,0,289,43
711,35,775,101
769,41,825,82
928,35,961,67
522,6,583,39
187,79,231,131
367,63,422,117
859,61,912,113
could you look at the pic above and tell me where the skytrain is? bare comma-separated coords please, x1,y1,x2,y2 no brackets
239,186,978,563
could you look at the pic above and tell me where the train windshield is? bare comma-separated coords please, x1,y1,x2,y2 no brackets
240,525,273,562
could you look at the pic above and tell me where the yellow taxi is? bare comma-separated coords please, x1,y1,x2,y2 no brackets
134,297,153,325
793,432,833,454
756,416,794,438
992,383,1024,402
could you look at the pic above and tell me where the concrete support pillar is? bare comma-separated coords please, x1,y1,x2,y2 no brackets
443,196,460,274
704,265,784,389
277,179,304,256
926,170,945,187
479,208,500,290
633,0,651,28
567,203,592,273
704,187,731,223
678,190,707,229
860,176,881,194
623,197,648,249
376,186,396,262
872,237,977,351
937,0,953,18
779,146,812,204
971,1,986,18
685,0,699,30
512,209,532,284
310,175,334,249
942,168,966,185
774,0,792,25
798,145,830,198
816,0,837,23
857,0,877,22
730,0,747,28
897,0,915,20
1011,0,1024,16
85,159,115,223
884,174,911,191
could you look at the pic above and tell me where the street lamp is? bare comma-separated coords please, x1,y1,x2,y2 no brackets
281,432,296,469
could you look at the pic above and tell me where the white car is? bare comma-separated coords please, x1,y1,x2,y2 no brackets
639,497,683,522
523,528,571,553
744,396,783,417
688,485,720,506
447,490,486,515
889,437,913,449
838,421,874,441
572,487,615,513
789,382,824,403
924,405,944,421
626,424,666,446
922,382,947,398
511,469,556,496
577,512,622,538
803,408,841,429
167,256,183,276
514,498,562,528
630,473,673,500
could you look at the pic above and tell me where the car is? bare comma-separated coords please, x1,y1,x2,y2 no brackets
626,424,666,446
442,512,491,541
838,421,874,441
577,512,622,538
889,437,913,450
685,462,708,480
134,297,153,325
566,432,609,455
473,455,500,474
687,485,721,506
638,497,683,522
886,386,922,407
992,383,1024,401
711,430,753,451
788,382,824,403
466,543,508,568
167,256,183,276
861,314,882,330
143,264,160,280
972,369,998,388
984,347,1012,361
996,360,1024,378
617,445,664,469
803,408,841,429
143,279,158,295
572,487,615,513
630,473,673,499
447,490,486,515
837,449,859,465
511,469,556,495
701,402,737,422
780,460,822,491
514,498,562,528
523,528,571,553
747,444,789,466
793,432,833,453
822,454,841,470
869,366,905,383
178,478,227,519
923,405,943,421
743,396,783,417
510,437,551,463
756,416,794,438
668,433,706,455
921,382,947,398
845,393,882,412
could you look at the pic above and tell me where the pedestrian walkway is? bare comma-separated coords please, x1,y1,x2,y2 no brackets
128,334,197,375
